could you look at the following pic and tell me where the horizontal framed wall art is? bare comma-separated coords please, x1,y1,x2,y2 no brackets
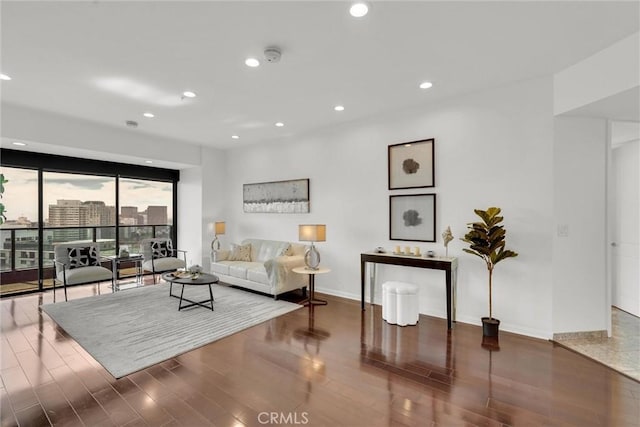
243,178,310,213
389,193,436,242
388,138,435,189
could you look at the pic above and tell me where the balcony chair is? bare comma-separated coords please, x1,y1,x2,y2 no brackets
141,238,187,283
53,243,115,302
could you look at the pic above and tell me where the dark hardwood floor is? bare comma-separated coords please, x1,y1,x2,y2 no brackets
1,281,639,426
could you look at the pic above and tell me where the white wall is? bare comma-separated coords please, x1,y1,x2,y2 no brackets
221,76,555,338
612,139,640,316
612,121,640,148
177,146,229,270
552,117,608,333
554,32,640,115
200,147,229,270
178,165,203,267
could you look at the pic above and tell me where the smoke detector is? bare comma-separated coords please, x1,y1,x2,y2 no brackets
264,47,282,63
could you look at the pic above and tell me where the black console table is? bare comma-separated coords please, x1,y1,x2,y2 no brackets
360,252,458,329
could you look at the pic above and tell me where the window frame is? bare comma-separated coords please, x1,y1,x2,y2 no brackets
0,148,180,296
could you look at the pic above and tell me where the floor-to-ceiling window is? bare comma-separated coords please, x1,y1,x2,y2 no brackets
119,178,173,254
0,149,179,296
0,166,40,293
43,171,117,256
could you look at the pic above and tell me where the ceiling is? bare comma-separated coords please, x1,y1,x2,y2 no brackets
2,1,639,150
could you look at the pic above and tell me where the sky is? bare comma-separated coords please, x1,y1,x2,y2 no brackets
1,167,172,223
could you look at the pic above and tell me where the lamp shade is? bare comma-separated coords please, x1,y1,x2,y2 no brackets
298,224,326,242
214,221,226,235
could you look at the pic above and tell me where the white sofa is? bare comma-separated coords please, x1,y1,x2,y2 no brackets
211,238,308,298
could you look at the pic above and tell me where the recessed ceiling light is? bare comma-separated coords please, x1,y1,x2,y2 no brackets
145,160,153,164
0,74,11,81
334,105,345,111
182,91,196,98
419,81,433,89
12,141,26,146
350,2,369,17
275,122,284,127
232,135,239,139
143,112,155,118
245,58,260,67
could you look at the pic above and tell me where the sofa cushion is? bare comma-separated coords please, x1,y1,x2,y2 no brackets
211,262,230,275
213,261,269,284
243,239,294,262
150,240,172,259
228,243,252,261
58,265,112,285
247,267,269,285
142,257,185,272
280,244,293,256
256,242,287,261
55,242,103,268
67,246,100,269
229,263,249,279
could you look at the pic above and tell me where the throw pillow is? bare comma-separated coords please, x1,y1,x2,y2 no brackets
228,243,252,261
279,244,294,256
151,240,172,259
67,246,100,269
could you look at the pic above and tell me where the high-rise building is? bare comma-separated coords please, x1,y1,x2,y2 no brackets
120,206,142,225
48,200,115,242
146,205,168,225
121,206,138,218
82,201,115,226
48,199,82,227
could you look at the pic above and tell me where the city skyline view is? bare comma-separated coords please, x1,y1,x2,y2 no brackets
1,167,172,225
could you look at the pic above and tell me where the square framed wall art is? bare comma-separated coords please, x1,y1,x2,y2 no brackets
388,138,435,189
389,193,436,242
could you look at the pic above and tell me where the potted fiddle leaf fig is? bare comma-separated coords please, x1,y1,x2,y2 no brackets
461,207,518,337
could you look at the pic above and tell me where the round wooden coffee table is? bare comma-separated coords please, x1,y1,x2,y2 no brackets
162,272,219,311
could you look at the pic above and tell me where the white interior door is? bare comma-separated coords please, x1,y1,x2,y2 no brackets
611,137,640,317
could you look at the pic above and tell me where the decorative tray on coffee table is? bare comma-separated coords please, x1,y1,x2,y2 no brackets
166,271,194,279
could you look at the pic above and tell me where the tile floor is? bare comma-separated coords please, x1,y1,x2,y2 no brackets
555,307,640,381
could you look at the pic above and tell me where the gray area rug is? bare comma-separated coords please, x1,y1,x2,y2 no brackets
41,282,301,378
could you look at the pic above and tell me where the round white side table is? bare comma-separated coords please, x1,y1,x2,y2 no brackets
292,266,330,306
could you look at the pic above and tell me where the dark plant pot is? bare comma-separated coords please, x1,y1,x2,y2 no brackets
482,317,500,337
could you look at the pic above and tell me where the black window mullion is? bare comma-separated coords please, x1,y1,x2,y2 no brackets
37,169,44,290
115,175,120,255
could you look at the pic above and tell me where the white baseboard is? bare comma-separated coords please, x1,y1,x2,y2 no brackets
316,286,552,340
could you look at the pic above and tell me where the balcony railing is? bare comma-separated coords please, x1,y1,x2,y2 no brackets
0,224,173,295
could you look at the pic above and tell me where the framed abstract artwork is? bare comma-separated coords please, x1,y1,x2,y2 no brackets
243,178,310,213
389,193,436,242
388,138,435,189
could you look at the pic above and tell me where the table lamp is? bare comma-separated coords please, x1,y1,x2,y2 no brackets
211,221,226,250
298,224,326,270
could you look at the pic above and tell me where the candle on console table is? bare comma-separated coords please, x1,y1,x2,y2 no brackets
414,247,421,256
404,246,411,255
395,245,400,254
